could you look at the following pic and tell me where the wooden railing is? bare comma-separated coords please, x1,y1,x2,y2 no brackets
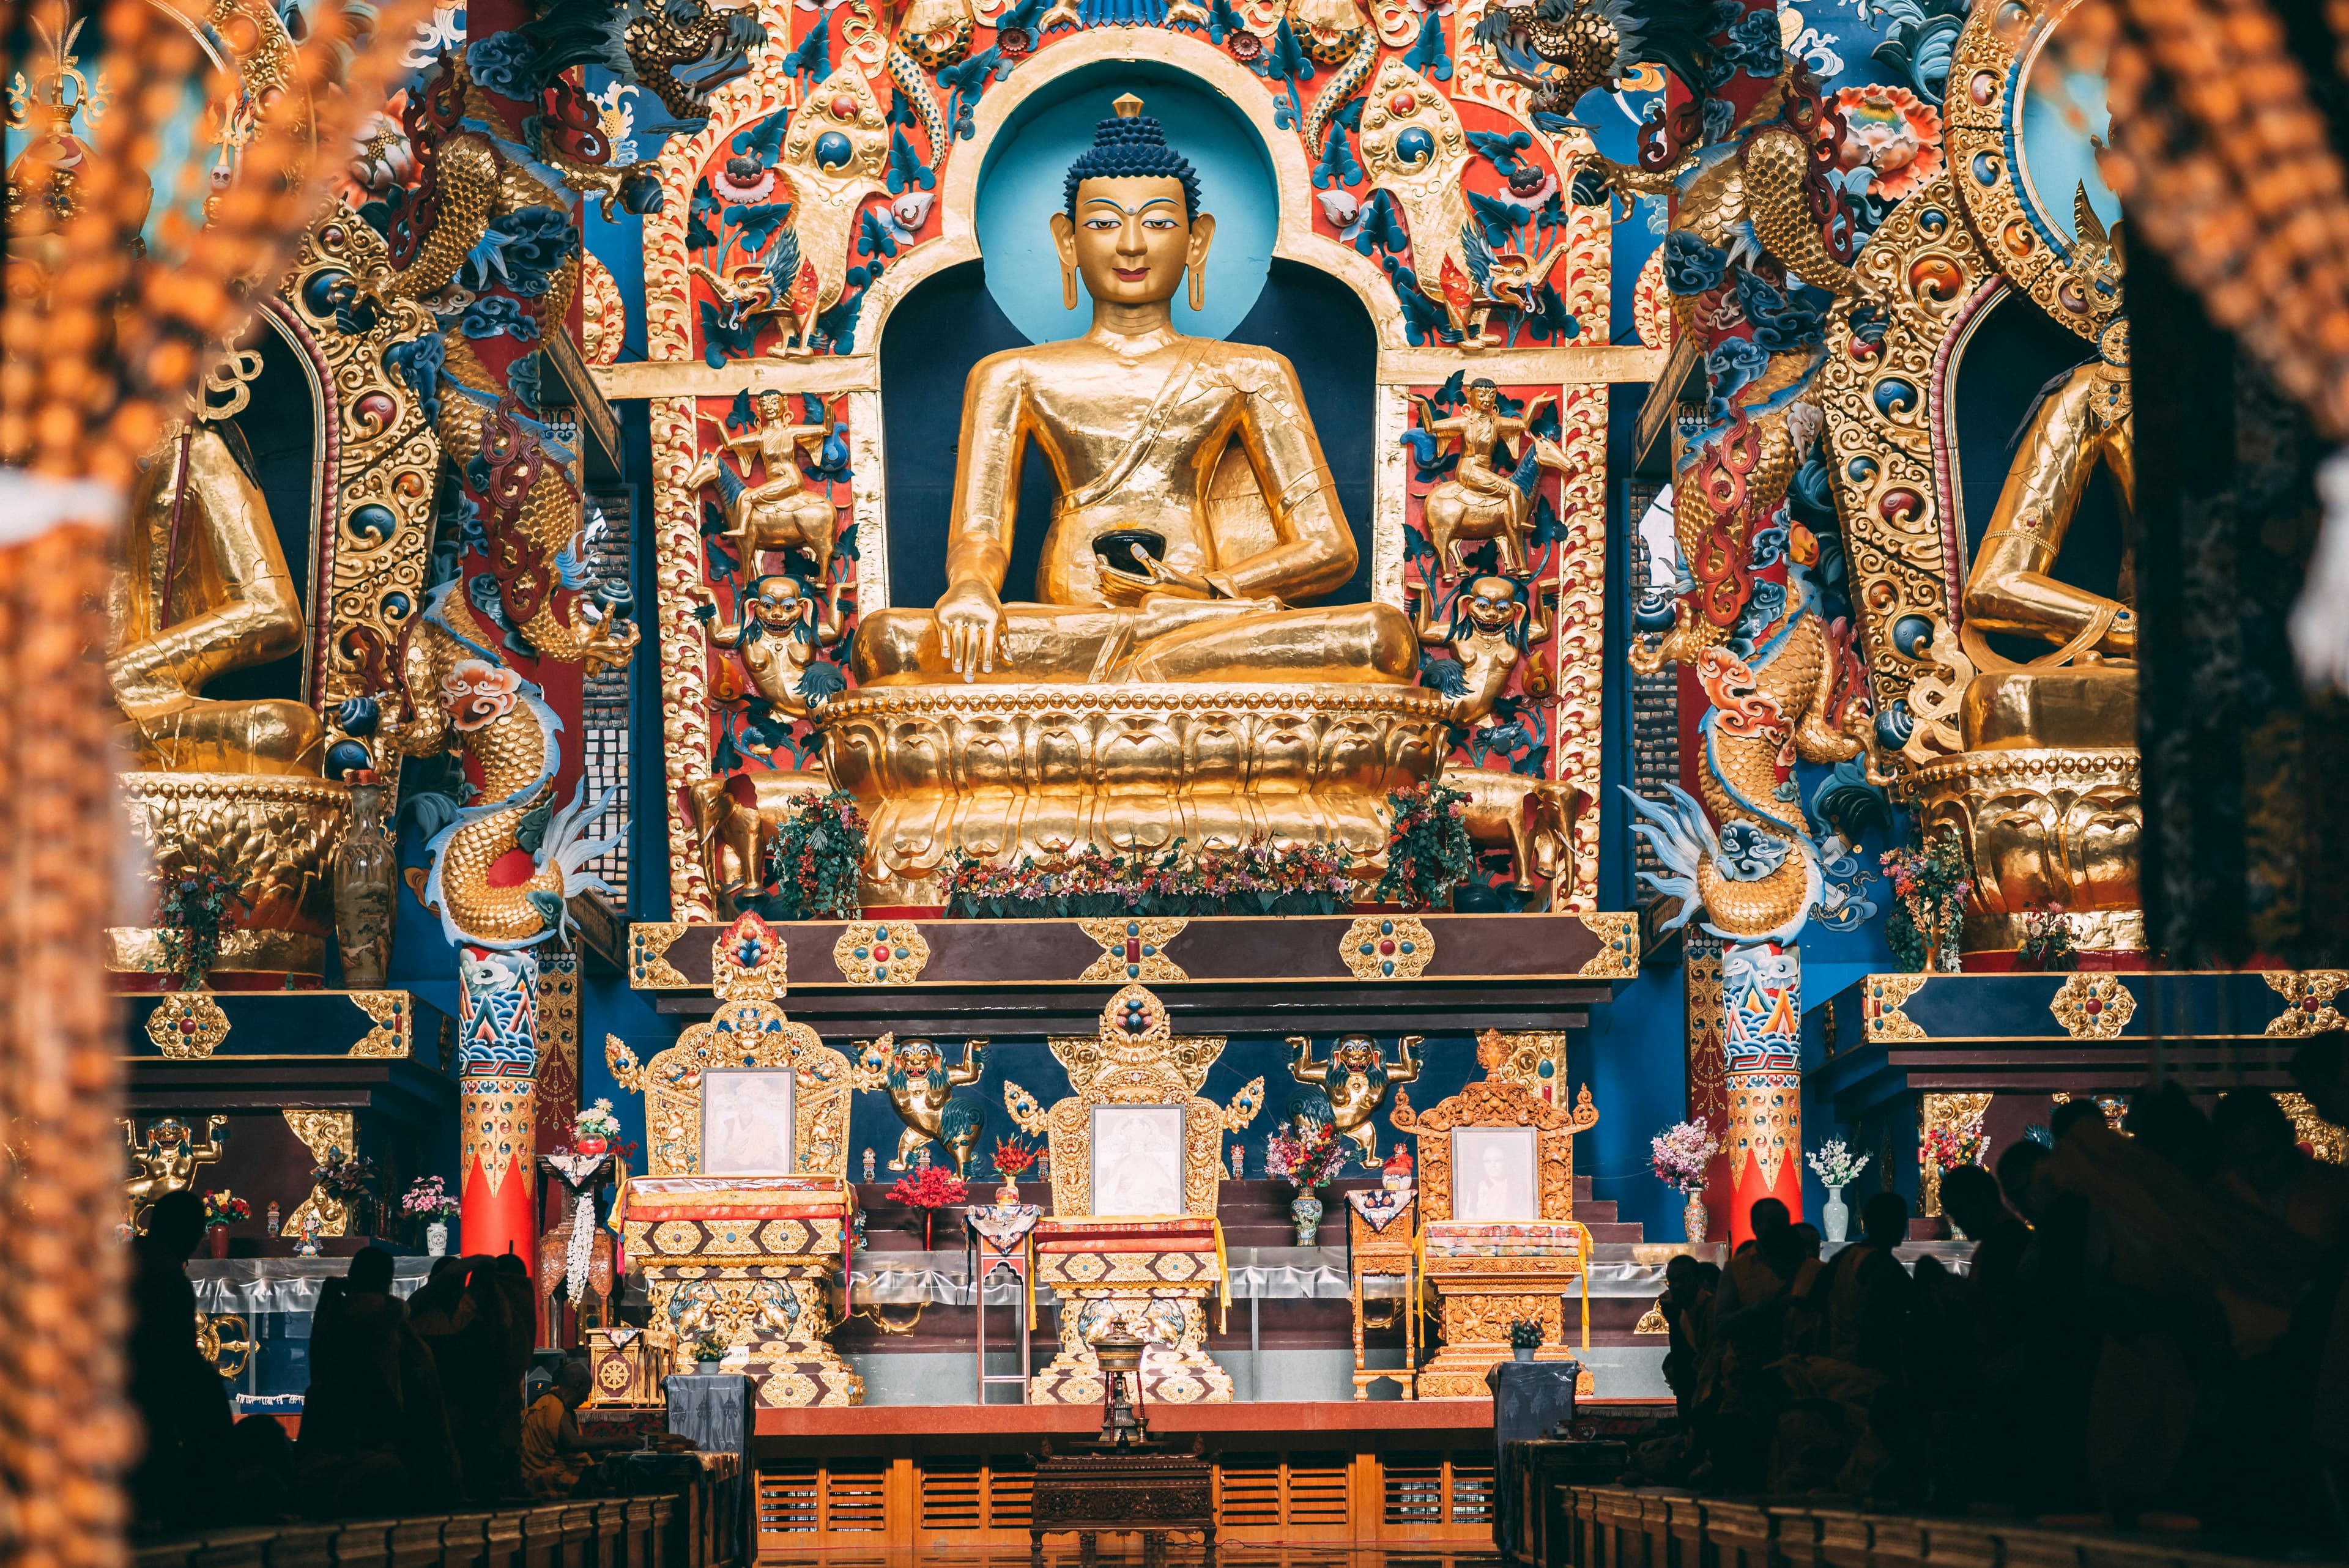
128,1479,738,1568
1525,1484,2288,1568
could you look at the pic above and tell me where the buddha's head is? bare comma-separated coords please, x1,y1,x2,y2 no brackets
1052,94,1215,313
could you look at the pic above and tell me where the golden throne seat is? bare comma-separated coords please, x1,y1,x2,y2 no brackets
1393,1030,1598,1399
1005,983,1263,1406
820,682,1451,901
605,914,863,1408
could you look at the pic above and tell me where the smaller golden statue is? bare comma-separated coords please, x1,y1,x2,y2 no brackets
122,1115,229,1226
1286,1033,1422,1161
684,393,845,579
693,574,852,723
851,1034,989,1173
1411,573,1553,727
1409,382,1565,580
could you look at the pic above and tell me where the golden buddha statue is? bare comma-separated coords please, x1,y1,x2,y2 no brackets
111,355,325,776
851,97,1416,689
1903,189,2142,958
102,351,348,981
823,99,1445,896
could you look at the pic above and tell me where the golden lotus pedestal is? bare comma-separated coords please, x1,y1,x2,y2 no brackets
1900,665,2145,960
108,771,350,983
820,682,1452,902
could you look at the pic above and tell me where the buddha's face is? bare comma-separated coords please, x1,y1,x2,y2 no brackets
1052,176,1215,308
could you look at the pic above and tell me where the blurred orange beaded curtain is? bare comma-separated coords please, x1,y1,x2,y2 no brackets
0,0,436,1559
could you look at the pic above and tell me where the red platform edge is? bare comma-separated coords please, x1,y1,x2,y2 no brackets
752,1396,1663,1438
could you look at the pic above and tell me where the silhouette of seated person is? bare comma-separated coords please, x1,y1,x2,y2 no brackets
522,1360,677,1498
223,1411,298,1525
295,1246,461,1513
128,1191,234,1528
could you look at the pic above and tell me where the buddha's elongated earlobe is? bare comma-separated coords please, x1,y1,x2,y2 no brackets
1188,262,1206,313
1063,264,1080,310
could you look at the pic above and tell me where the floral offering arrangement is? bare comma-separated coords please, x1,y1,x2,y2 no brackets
1508,1319,1545,1350
154,864,248,990
1921,1115,1986,1173
1372,779,1475,911
312,1150,379,1198
1649,1118,1719,1194
940,837,1357,919
990,1136,1038,1179
2015,903,2080,972
755,790,869,921
1881,826,1973,972
401,1175,460,1220
1266,1120,1348,1191
201,1190,250,1227
1806,1139,1870,1189
574,1098,624,1145
885,1164,970,1248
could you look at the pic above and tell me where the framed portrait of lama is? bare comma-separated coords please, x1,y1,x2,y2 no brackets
1451,1126,1538,1222
1089,1105,1186,1216
701,1067,795,1175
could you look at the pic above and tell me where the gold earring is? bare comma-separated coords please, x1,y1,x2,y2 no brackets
1062,265,1079,309
1188,263,1206,313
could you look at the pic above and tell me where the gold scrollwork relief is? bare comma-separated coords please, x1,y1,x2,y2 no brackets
1341,915,1433,980
2049,972,2134,1040
832,921,929,985
147,993,231,1059
2264,971,2349,1037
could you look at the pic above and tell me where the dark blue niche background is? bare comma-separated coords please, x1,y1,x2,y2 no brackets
879,257,1380,614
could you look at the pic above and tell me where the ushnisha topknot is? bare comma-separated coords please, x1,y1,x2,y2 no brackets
1061,93,1203,221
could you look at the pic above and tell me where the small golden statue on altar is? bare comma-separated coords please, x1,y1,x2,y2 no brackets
823,98,1445,897
122,1115,229,1227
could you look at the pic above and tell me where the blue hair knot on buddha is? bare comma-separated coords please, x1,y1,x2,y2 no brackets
1061,96,1201,221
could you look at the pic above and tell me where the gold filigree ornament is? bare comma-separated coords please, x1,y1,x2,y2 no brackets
1341,915,1433,980
2263,971,2349,1037
629,922,694,988
146,993,231,1059
1861,974,1931,1041
833,921,928,985
2049,972,2135,1040
346,991,411,1057
1575,911,1639,977
2279,1093,2348,1164
1078,917,1189,983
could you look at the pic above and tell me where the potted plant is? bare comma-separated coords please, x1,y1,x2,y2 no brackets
1806,1140,1871,1244
1266,1119,1347,1244
200,1189,249,1258
572,1099,623,1158
1509,1320,1545,1364
1649,1118,1719,1243
885,1164,968,1249
692,1333,730,1369
1372,779,1475,911
402,1175,460,1256
990,1136,1037,1207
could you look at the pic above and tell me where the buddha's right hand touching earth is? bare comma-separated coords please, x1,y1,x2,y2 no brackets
937,578,1005,680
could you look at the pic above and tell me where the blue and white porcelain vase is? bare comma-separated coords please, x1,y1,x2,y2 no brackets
1291,1193,1324,1246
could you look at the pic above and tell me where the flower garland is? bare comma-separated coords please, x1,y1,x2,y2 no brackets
1806,1139,1869,1189
1649,1118,1718,1194
757,790,868,920
941,837,1356,919
1880,826,1972,972
1372,779,1475,911
1266,1120,1348,1191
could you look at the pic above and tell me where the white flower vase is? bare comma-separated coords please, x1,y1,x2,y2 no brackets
1821,1187,1849,1244
426,1220,449,1257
